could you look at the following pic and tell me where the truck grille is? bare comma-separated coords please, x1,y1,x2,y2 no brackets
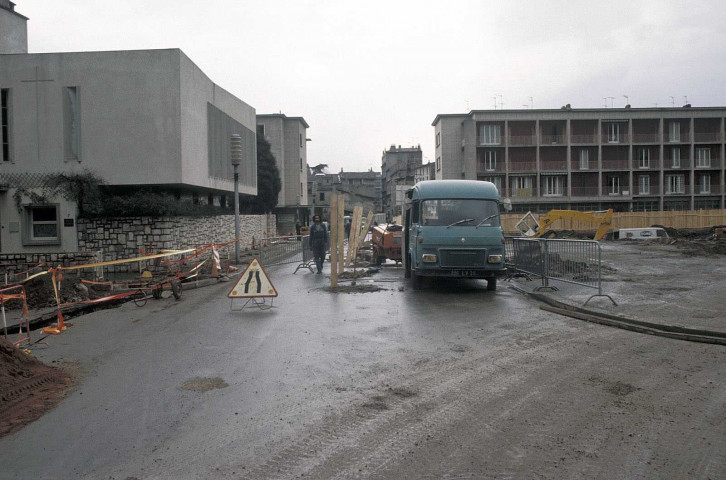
439,249,487,268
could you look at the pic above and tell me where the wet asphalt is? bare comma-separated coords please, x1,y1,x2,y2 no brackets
1,244,724,479
0,261,540,479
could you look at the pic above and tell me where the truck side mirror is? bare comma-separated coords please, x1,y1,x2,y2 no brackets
501,198,512,212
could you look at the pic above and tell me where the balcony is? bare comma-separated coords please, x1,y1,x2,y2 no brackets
508,135,536,146
477,163,505,174
633,185,660,196
478,138,503,146
695,185,722,195
693,132,721,143
666,133,691,143
570,134,597,144
540,134,565,145
511,188,535,198
664,158,691,169
632,133,660,143
570,186,601,197
509,161,536,172
635,159,661,170
601,159,629,170
540,160,568,171
603,134,630,144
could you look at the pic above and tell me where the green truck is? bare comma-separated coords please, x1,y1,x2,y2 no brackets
403,180,509,291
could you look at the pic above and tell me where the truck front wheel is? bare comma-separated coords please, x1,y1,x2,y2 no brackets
487,277,497,291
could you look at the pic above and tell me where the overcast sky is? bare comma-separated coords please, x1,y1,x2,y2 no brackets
17,0,726,174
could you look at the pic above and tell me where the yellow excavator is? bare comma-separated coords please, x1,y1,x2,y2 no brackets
515,209,613,241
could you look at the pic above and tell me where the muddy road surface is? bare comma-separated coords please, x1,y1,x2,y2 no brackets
1,260,724,479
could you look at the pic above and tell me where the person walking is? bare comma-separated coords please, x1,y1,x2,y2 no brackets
309,215,328,274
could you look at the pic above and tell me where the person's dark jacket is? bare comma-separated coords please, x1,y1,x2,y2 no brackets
309,223,328,252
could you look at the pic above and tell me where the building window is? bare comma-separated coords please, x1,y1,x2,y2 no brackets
544,176,564,196
511,176,533,197
436,132,440,147
638,175,650,195
300,158,303,172
607,176,620,195
436,156,441,171
299,133,303,147
638,148,650,168
319,192,325,201
671,147,681,168
579,150,589,170
63,87,80,161
256,124,265,137
607,123,619,143
696,148,711,168
23,205,60,246
484,151,496,171
483,176,502,193
699,174,711,194
668,122,680,142
479,124,501,145
666,174,685,194
1,88,11,162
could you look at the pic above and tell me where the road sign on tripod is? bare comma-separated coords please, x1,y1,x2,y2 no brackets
228,258,277,310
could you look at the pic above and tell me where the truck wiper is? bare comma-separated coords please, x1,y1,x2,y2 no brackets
446,218,474,228
475,214,498,228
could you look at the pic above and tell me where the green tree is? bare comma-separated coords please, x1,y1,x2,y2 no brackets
241,135,281,214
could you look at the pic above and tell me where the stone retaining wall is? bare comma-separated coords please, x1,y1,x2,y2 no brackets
0,214,276,274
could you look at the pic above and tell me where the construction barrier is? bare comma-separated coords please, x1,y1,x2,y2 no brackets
259,235,309,267
0,285,31,347
508,238,616,306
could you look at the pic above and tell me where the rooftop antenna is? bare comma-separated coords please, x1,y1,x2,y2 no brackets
607,96,615,108
465,100,470,111
529,96,534,109
522,104,529,109
653,102,658,108
623,95,629,106
683,95,689,105
497,94,504,109
492,96,498,110
603,97,609,108
669,96,675,107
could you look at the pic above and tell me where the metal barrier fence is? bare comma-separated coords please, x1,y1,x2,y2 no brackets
259,235,311,267
509,238,616,306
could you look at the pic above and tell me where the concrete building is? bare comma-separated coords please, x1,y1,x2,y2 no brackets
340,169,381,213
256,114,309,234
433,107,726,212
0,46,257,252
381,145,422,219
0,1,27,54
414,161,435,184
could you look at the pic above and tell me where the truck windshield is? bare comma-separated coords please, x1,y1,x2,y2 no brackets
421,199,500,227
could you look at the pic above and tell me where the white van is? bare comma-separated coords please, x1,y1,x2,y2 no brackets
618,227,669,240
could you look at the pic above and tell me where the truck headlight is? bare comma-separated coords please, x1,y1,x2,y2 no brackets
487,254,503,264
422,254,437,263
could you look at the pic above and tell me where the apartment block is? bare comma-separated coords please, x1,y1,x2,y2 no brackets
256,114,309,233
381,145,422,219
433,107,726,212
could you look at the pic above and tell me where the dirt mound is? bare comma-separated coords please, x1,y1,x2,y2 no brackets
0,339,75,436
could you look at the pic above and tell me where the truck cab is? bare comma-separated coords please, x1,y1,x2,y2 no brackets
403,180,507,290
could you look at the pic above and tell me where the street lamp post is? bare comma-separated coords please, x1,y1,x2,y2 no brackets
230,134,242,264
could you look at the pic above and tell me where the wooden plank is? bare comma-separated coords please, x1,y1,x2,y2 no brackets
337,195,345,275
329,194,338,287
345,206,363,266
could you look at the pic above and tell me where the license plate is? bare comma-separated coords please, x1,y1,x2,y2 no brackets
454,270,478,277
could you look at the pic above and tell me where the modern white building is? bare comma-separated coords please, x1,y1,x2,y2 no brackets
0,47,257,252
256,114,308,233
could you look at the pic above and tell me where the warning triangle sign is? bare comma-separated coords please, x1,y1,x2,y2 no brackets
228,258,278,298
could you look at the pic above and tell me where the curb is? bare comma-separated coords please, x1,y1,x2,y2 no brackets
508,283,726,347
